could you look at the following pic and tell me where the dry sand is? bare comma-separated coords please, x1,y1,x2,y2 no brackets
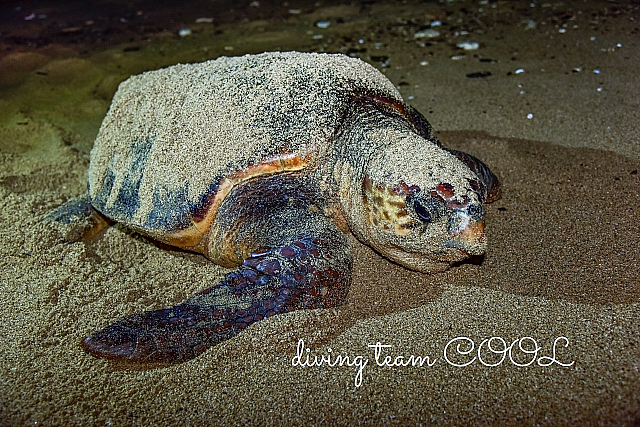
0,1,639,425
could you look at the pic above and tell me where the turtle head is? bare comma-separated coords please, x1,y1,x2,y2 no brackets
352,133,490,273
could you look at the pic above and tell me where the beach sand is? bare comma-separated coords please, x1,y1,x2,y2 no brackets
0,1,639,425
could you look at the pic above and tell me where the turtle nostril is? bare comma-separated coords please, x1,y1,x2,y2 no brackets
467,204,483,220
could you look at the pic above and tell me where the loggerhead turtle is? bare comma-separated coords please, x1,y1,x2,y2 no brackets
48,52,500,363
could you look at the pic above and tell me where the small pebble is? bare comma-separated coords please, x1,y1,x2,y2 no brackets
515,68,525,74
593,69,601,74
414,29,440,39
24,13,36,20
527,113,533,119
572,67,582,73
250,1,260,6
558,28,566,33
431,20,442,27
597,87,603,92
457,41,479,51
195,17,213,23
289,9,302,14
419,60,429,66
312,34,323,40
450,55,466,60
316,21,330,29
178,28,192,37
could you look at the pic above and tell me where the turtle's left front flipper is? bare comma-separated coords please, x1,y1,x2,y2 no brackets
81,225,352,363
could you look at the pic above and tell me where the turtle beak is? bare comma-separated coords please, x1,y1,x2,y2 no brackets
444,211,486,255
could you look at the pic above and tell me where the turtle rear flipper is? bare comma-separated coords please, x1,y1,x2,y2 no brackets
43,194,112,242
81,223,352,363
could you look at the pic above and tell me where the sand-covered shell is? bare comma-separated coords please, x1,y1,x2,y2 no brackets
88,52,401,249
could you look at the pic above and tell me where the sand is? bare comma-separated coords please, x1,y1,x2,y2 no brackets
0,1,639,425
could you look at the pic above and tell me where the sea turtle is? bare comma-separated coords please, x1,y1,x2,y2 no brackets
47,51,500,363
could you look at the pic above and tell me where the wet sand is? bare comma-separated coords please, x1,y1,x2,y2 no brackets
1,1,639,425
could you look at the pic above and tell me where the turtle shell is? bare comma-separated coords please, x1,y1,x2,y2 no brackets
88,52,402,250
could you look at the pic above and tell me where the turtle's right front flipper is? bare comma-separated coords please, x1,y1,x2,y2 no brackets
81,227,352,363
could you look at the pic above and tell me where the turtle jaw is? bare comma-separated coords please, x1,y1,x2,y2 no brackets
381,242,472,273
378,213,487,273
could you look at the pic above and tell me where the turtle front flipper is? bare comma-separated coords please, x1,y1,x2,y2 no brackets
81,230,352,363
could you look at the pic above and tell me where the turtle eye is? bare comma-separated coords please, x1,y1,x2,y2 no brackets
414,201,432,223
410,196,444,224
